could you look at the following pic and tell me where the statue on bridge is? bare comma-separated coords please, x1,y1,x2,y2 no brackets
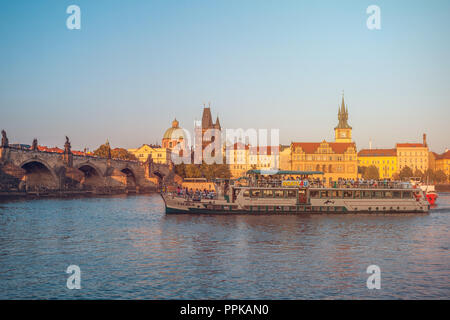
64,136,72,154
63,136,73,167
32,138,38,151
1,130,8,148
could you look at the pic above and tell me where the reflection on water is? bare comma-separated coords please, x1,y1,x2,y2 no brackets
0,193,449,299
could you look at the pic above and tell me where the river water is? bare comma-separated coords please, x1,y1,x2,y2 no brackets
0,193,449,299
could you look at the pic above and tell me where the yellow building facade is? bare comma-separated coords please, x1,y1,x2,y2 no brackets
357,149,397,179
290,95,358,183
291,141,358,182
128,144,172,164
226,143,250,178
279,145,292,171
396,144,429,172
249,146,280,171
435,150,450,182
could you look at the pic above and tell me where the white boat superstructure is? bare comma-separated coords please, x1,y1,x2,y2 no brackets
162,171,430,214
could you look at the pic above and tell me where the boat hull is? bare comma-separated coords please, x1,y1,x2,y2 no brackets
162,187,430,215
164,202,429,215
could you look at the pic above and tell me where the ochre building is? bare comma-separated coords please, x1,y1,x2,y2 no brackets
290,95,358,182
396,134,429,172
435,149,450,182
357,149,397,179
128,144,172,165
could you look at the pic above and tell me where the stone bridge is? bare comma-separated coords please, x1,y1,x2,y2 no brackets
0,145,174,195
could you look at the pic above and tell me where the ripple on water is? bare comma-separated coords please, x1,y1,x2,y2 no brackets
0,193,449,299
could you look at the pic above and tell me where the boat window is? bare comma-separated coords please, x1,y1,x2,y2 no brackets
393,191,401,198
310,190,320,198
331,190,343,198
344,190,353,198
361,191,371,198
286,190,297,198
402,191,412,199
385,191,393,198
320,190,329,198
251,190,261,198
371,191,383,198
263,190,274,198
243,190,250,197
274,190,284,198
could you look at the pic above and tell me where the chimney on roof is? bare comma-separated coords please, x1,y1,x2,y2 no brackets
423,133,427,147
369,139,372,150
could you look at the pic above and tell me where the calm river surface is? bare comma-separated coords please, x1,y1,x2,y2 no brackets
0,193,449,299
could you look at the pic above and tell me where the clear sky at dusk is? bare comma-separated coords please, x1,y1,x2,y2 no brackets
1,0,449,152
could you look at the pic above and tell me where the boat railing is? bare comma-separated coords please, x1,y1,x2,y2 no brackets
245,180,413,190
165,191,219,201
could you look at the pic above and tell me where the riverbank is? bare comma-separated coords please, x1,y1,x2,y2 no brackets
436,184,450,192
0,187,159,200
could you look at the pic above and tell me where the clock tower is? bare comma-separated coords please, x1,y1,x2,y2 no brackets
334,94,352,143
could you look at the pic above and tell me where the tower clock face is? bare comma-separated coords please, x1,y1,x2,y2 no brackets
341,132,346,138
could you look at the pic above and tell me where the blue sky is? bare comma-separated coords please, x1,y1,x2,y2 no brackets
1,0,449,152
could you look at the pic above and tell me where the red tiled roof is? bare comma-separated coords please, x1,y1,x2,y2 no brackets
72,151,86,156
436,150,450,160
36,145,87,155
37,145,64,153
291,142,321,153
396,143,425,148
291,142,356,154
358,148,396,157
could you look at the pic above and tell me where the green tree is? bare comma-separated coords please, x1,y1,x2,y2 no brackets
363,165,379,180
434,170,448,183
358,166,367,176
174,162,231,180
213,164,231,179
413,169,424,180
93,143,137,161
422,168,435,183
399,166,414,180
200,162,216,180
112,148,138,161
392,172,400,181
93,143,111,158
175,163,186,178
184,164,201,178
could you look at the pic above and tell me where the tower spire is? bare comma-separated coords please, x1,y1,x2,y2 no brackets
335,92,351,130
340,91,346,114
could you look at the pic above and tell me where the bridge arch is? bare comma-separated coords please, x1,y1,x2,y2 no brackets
76,162,104,190
76,162,104,177
120,167,137,187
19,158,58,190
153,171,165,186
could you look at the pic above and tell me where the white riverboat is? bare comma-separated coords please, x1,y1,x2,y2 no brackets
162,170,430,214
